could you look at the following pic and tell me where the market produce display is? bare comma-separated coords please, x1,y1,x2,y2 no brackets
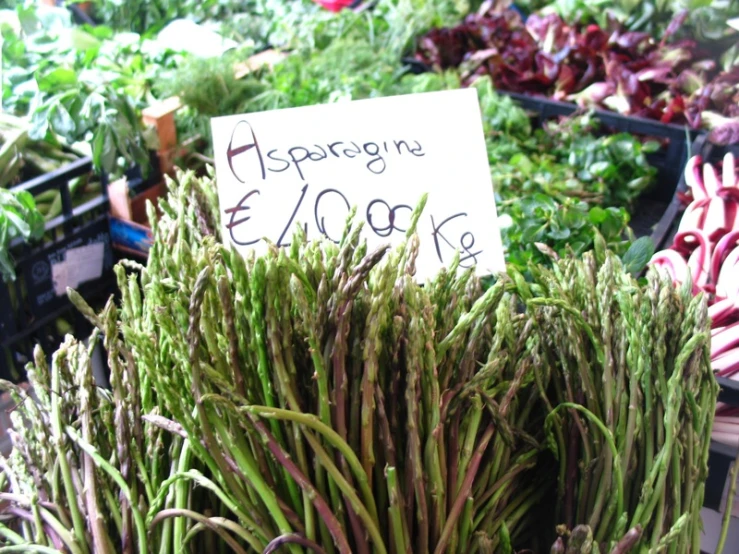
0,171,718,553
0,0,480,264
160,60,659,275
0,113,83,189
0,0,473,175
1,0,738,548
0,111,106,283
414,6,739,143
0,4,157,282
1,110,81,282
3,10,655,279
0,174,107,284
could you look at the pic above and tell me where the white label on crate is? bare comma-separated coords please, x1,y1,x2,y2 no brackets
51,242,105,296
210,88,506,281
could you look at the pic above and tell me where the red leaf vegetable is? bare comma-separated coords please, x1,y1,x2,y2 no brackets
414,7,738,138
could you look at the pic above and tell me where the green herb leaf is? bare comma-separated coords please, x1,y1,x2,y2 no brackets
521,221,547,243
622,236,655,276
589,206,607,224
29,105,50,140
37,67,78,92
548,218,571,240
92,125,118,175
49,102,76,136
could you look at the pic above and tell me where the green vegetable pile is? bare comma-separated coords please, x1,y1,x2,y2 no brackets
486,108,658,208
0,113,83,189
472,78,658,272
2,3,177,176
0,112,104,222
0,171,717,553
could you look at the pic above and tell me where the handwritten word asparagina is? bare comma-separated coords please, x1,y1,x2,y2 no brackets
226,119,426,183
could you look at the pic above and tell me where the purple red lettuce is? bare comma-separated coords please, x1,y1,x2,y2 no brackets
414,8,738,140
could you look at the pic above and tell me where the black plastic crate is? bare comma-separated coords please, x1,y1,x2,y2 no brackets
0,284,113,382
0,152,160,381
1,158,107,340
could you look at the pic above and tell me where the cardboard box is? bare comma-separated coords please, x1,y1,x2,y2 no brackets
108,177,164,258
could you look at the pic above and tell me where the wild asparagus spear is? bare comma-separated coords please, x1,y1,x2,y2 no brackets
0,169,717,554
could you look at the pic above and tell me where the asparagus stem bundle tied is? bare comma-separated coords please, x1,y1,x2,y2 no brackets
0,169,717,553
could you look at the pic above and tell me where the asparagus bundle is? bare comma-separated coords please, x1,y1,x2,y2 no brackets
0,170,717,553
517,248,718,552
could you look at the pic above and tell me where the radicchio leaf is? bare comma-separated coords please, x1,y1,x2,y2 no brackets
708,117,739,146
413,7,737,139
661,9,690,46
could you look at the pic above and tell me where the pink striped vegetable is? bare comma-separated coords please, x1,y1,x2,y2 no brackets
649,152,739,446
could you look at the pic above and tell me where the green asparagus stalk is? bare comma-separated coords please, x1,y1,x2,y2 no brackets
0,169,716,554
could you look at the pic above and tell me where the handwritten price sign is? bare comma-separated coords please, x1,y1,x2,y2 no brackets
210,88,505,280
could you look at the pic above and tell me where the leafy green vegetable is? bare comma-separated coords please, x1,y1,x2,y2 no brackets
0,188,44,282
472,76,532,139
158,49,268,118
2,4,178,176
485,103,658,208
500,195,634,272
88,0,251,36
446,78,658,273
622,235,656,276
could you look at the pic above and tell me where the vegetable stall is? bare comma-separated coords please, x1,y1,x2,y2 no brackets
0,171,720,553
0,0,737,552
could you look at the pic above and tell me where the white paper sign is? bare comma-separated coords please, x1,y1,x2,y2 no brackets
210,89,505,280
51,242,105,296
